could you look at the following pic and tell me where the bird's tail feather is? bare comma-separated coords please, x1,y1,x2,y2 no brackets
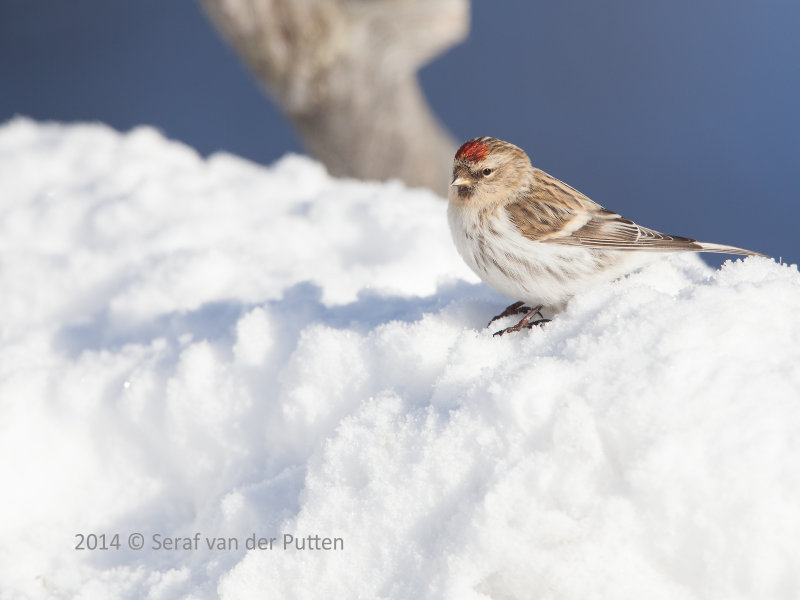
696,242,768,258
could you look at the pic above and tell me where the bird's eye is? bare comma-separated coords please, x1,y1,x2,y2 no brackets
482,168,493,177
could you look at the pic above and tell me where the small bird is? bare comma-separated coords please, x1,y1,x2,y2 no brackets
448,137,768,336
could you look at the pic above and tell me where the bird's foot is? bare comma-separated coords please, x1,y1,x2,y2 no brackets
492,305,550,337
487,301,533,327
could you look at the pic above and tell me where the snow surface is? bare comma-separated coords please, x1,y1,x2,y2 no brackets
1,117,800,599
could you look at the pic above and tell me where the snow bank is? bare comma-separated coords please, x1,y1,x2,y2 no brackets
1,118,799,600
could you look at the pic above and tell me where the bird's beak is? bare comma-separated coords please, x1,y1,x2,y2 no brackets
450,175,473,187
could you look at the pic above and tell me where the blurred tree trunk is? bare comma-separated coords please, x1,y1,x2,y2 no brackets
197,0,468,195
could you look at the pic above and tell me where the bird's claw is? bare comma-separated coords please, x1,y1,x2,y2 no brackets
487,301,532,327
491,305,549,336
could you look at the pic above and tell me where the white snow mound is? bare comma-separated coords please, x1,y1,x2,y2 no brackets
1,118,799,600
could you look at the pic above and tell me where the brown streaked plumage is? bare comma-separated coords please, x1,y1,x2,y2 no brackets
447,137,768,336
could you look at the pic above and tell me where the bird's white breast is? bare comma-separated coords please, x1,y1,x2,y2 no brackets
447,200,654,310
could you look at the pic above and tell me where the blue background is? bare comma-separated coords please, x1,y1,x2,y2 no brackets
2,0,797,263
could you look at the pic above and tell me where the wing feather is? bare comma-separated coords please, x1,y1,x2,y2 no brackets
506,169,766,256
549,210,705,251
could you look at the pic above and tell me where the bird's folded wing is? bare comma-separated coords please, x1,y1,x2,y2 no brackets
506,196,704,251
507,169,766,256
543,209,706,251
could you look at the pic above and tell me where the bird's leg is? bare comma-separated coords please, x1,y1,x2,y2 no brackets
487,301,532,327
492,305,550,337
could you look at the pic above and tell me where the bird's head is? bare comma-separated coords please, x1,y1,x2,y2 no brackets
449,137,533,207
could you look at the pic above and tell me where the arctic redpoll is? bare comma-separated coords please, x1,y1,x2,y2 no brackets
447,137,768,336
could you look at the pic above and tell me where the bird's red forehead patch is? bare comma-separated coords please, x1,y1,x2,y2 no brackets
455,139,489,162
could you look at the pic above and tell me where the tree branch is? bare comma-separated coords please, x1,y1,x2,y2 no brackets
198,0,469,194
